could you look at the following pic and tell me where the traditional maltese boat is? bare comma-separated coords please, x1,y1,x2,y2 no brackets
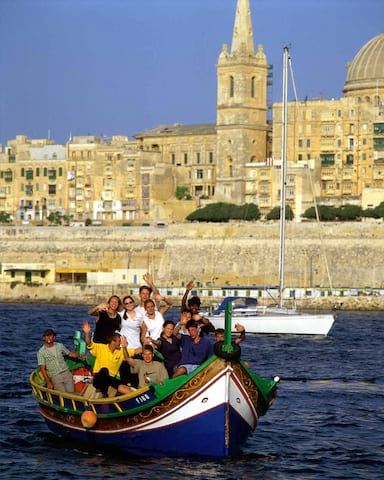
30,306,279,457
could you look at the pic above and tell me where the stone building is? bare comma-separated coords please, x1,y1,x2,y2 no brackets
0,0,383,224
272,33,384,211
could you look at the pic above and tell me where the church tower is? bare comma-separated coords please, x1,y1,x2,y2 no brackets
215,0,269,203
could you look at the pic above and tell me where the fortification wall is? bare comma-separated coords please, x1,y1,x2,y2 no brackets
0,222,383,298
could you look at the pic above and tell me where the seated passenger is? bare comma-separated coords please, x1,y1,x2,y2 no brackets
153,320,181,377
181,281,214,335
37,328,87,393
214,323,246,345
87,295,122,344
82,320,141,397
172,320,214,378
123,344,168,388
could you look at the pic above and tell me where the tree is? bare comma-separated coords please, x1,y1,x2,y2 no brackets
0,211,12,224
46,211,64,225
186,202,261,222
302,205,338,221
338,205,362,221
265,204,293,221
175,186,189,200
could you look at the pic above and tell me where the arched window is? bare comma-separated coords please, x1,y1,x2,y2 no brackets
230,76,234,97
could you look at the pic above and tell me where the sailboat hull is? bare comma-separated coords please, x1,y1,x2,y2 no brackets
208,309,335,335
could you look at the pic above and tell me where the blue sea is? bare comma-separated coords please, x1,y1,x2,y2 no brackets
0,304,383,479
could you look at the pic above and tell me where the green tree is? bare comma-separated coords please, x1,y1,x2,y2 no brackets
338,204,362,220
186,202,260,222
46,211,63,225
0,211,12,224
302,205,338,221
265,204,293,221
373,201,384,219
175,186,189,200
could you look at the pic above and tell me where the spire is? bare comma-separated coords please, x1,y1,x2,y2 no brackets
231,0,254,55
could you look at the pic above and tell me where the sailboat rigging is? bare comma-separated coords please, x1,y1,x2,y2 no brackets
207,47,336,336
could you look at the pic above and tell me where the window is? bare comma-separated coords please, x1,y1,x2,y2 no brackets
184,153,188,164
196,152,200,164
196,169,203,179
251,76,255,98
26,169,33,180
209,152,213,163
36,168,40,177
298,139,303,148
320,154,335,165
306,139,311,148
171,153,175,165
373,123,384,134
346,154,353,165
48,185,56,195
230,76,234,97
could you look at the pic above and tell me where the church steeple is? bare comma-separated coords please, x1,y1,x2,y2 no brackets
231,0,254,55
215,0,269,204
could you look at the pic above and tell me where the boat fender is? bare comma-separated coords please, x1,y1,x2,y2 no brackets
214,341,241,361
81,409,97,429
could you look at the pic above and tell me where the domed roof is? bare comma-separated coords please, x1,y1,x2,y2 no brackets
343,33,384,96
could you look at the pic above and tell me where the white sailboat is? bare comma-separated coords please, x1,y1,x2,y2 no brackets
208,48,335,336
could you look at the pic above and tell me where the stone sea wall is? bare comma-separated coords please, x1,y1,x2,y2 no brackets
0,222,383,308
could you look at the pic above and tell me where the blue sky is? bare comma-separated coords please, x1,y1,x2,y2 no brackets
0,0,383,146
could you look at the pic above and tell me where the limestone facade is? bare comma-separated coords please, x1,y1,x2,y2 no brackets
0,2,383,224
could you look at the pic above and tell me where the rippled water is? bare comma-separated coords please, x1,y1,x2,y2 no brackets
0,304,383,479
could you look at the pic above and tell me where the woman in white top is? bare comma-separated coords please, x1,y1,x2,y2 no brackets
119,295,143,388
141,298,172,345
119,295,143,349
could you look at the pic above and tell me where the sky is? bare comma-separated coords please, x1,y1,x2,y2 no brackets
0,0,383,146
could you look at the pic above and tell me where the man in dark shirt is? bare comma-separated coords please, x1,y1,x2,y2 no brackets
172,320,213,378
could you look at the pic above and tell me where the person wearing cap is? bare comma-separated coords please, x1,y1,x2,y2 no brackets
37,329,87,392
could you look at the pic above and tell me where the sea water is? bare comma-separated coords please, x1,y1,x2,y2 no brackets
0,304,383,479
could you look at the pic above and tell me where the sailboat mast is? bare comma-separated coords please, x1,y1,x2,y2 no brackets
278,47,289,308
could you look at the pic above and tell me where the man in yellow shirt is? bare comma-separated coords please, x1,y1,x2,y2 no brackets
82,320,141,396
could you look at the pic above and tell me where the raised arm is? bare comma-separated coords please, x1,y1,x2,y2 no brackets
143,273,160,297
181,280,194,311
82,320,92,346
158,297,173,315
121,335,135,366
234,323,246,345
87,302,108,317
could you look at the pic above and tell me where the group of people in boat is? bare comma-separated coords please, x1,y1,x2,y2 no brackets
37,274,246,396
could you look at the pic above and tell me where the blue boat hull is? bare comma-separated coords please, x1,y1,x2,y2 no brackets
32,357,277,457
